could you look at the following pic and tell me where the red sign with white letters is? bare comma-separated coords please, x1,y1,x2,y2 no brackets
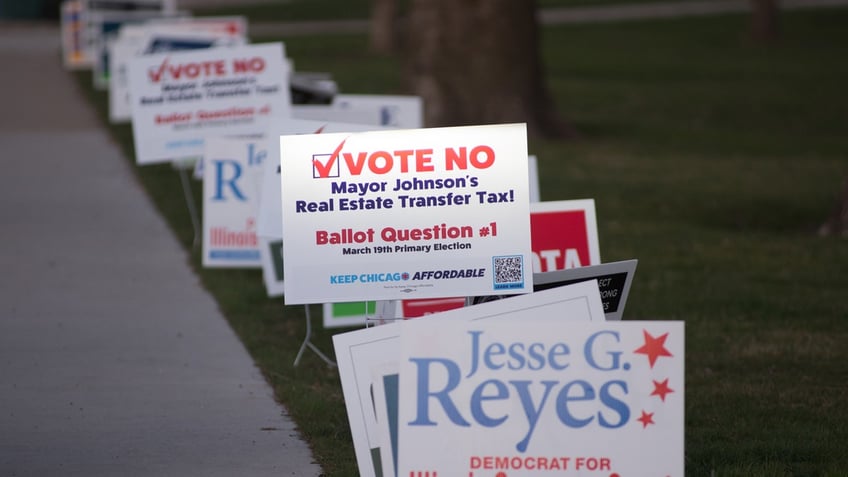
529,199,600,273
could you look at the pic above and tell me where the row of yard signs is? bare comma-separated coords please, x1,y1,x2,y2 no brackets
60,2,683,474
62,0,178,70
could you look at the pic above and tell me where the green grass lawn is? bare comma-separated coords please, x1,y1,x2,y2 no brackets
76,6,848,476
195,0,730,23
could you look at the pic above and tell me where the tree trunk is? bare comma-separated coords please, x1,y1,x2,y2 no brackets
403,0,573,139
750,0,779,42
370,0,398,55
819,177,848,237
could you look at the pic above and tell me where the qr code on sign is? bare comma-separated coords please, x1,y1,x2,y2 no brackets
492,255,524,290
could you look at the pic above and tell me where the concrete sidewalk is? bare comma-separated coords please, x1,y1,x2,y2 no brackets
0,24,321,477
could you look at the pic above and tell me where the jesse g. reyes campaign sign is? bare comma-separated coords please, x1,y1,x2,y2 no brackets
128,42,291,164
530,199,600,272
333,280,606,477
397,319,684,477
279,123,533,304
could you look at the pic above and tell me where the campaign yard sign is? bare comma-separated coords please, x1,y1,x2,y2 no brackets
81,0,177,76
280,123,533,304
322,301,376,328
128,42,291,164
333,280,606,477
371,362,401,477
202,136,267,267
258,237,285,296
534,260,638,321
321,300,406,328
528,155,540,202
530,199,600,273
256,123,533,309
396,319,685,477
61,0,90,70
399,297,467,318
331,94,424,128
292,105,385,127
90,9,186,91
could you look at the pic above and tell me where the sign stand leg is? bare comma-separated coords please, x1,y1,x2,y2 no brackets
176,165,201,249
365,300,372,328
294,304,336,367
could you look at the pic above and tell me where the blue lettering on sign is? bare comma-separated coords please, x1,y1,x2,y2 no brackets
408,358,470,427
584,330,623,371
329,273,406,284
380,106,392,126
598,381,630,428
407,329,633,453
209,250,260,260
212,159,246,201
247,143,267,166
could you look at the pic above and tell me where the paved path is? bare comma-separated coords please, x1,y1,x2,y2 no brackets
0,24,321,477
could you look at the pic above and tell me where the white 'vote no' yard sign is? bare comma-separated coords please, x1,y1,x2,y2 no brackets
279,123,533,304
128,42,290,164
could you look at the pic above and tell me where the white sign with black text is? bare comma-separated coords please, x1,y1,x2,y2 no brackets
128,42,291,164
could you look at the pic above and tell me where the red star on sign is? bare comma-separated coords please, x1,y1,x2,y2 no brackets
634,330,673,368
651,378,674,402
637,410,655,428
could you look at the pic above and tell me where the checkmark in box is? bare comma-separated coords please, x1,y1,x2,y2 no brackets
312,153,338,178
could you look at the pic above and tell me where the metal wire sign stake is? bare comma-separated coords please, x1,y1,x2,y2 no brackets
293,304,336,367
